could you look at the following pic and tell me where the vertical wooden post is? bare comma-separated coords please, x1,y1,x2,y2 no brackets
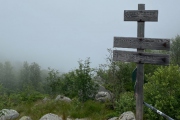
136,4,145,120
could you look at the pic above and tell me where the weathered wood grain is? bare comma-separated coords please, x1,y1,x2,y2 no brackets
114,37,170,50
136,4,145,120
124,10,158,21
113,50,169,65
136,63,144,120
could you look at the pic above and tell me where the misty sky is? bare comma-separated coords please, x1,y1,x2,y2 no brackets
0,0,180,72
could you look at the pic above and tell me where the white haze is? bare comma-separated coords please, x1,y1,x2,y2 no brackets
0,0,179,72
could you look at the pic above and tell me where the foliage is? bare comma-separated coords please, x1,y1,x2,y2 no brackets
12,99,116,120
46,58,98,102
60,71,77,98
0,61,15,93
0,84,2,94
19,85,45,103
114,91,135,115
70,100,106,119
74,58,98,102
46,68,77,98
144,64,160,83
40,69,52,94
144,50,167,83
0,88,44,110
46,68,62,95
19,61,30,89
96,49,136,103
115,62,136,92
70,99,117,120
170,35,180,65
144,65,180,120
20,62,42,91
29,62,42,91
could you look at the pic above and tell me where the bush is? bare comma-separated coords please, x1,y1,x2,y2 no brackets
0,93,22,108
19,86,45,103
46,58,98,102
144,65,180,120
114,91,135,115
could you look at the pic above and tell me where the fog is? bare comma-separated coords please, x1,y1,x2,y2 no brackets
0,0,179,72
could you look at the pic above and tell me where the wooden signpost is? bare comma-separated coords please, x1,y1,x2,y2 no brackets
113,4,170,120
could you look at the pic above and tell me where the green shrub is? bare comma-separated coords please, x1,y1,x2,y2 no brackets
19,86,45,103
144,65,180,120
0,93,22,108
114,91,135,115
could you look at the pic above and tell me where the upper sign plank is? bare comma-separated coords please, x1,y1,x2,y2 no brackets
114,37,170,50
124,10,158,21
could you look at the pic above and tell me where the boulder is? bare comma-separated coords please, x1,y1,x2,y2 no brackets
0,109,19,120
95,91,113,102
118,111,135,120
39,113,62,120
55,95,71,103
19,116,32,120
98,85,108,92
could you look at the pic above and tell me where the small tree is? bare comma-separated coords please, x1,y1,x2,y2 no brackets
75,58,98,102
60,71,77,98
46,58,98,101
1,61,15,93
46,68,61,95
20,62,30,87
20,62,42,91
29,62,42,91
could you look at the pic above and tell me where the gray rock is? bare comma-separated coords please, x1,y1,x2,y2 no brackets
55,95,72,103
95,91,113,102
19,116,32,120
39,113,62,120
118,111,136,120
0,109,19,120
98,85,108,92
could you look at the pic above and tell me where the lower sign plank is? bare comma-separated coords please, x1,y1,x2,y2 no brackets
113,50,169,65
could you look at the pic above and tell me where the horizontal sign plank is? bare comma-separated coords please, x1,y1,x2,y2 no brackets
124,10,158,21
113,50,169,65
114,37,170,50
